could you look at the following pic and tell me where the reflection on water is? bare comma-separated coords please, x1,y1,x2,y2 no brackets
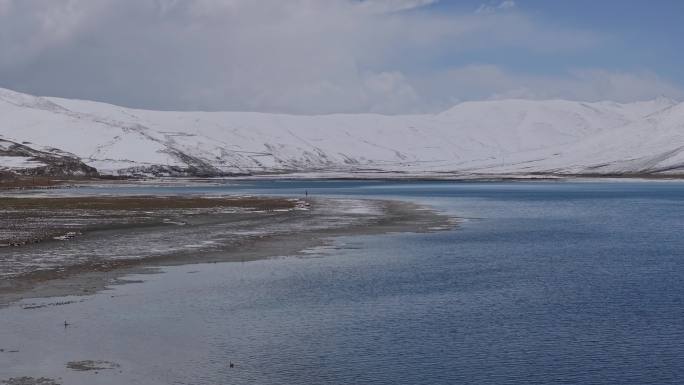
1,180,684,384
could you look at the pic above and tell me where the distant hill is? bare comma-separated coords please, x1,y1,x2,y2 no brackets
1,87,682,178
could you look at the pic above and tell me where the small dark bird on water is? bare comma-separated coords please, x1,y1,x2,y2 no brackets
64,321,70,328
229,361,234,368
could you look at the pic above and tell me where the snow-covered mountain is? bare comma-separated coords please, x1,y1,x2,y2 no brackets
1,87,683,178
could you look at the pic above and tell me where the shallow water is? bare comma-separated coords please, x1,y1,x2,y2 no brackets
1,180,684,384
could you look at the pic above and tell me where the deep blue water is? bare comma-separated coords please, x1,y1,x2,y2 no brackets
220,180,684,385
5,180,684,384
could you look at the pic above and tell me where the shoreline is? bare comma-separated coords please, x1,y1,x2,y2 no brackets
0,195,301,247
3,172,684,194
0,195,455,308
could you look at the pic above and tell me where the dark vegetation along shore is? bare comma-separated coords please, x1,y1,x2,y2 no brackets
0,195,297,247
0,175,127,191
0,193,455,308
0,175,66,190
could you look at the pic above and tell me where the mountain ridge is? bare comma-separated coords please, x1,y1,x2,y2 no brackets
1,87,683,178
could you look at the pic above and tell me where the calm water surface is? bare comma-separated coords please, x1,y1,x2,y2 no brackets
2,180,683,384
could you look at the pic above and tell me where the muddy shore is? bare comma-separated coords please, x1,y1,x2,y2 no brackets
0,195,298,247
0,195,454,307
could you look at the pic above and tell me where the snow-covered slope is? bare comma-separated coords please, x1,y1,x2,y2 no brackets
1,87,682,177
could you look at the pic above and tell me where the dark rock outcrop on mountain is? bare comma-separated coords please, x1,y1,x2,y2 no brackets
0,139,98,177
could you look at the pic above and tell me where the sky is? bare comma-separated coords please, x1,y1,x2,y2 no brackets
0,0,682,114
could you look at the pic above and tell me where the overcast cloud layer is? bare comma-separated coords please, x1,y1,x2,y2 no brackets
0,0,682,114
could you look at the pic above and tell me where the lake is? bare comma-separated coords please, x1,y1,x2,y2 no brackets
1,180,683,384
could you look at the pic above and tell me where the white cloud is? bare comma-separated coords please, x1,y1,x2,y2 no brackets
476,0,516,14
356,0,438,14
0,0,11,15
416,65,684,109
499,0,516,9
361,71,421,113
0,0,679,114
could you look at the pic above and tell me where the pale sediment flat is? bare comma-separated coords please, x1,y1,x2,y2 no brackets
0,194,454,308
